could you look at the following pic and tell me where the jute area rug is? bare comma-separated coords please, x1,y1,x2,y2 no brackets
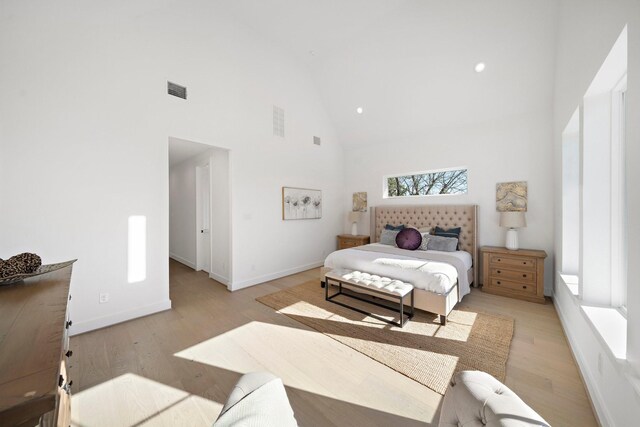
257,281,514,395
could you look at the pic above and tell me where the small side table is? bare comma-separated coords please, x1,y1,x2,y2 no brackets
481,246,547,303
337,234,370,250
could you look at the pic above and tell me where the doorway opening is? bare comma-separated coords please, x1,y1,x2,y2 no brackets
168,137,231,287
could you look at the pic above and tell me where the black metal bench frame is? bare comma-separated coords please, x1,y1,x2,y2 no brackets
324,275,414,327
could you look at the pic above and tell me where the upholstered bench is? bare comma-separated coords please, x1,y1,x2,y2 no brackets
439,371,550,427
324,269,414,327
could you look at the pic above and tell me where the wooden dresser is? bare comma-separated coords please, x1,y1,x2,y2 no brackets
0,263,75,427
337,234,370,250
481,246,546,303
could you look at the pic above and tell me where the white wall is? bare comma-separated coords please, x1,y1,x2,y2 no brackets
0,0,344,333
553,0,640,425
169,154,198,269
343,111,555,293
210,149,231,284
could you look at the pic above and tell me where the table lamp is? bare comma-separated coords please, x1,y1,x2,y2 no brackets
348,211,362,236
500,211,526,250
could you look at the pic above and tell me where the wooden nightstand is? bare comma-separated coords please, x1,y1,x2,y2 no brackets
481,246,547,303
337,234,370,250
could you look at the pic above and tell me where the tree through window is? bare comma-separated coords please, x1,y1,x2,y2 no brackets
386,168,468,197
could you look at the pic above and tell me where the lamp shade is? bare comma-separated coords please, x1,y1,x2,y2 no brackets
500,211,526,228
348,211,362,222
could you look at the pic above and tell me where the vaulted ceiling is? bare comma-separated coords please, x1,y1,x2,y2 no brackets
217,0,559,147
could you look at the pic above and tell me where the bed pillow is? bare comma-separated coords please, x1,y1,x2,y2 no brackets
395,228,422,250
380,229,400,246
418,233,430,251
434,226,461,239
434,226,462,249
426,235,459,252
384,224,405,231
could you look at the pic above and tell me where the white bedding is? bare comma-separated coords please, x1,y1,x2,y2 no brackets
323,243,472,300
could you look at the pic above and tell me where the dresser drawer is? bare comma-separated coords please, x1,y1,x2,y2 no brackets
490,267,536,283
490,254,536,270
41,357,72,427
490,278,536,295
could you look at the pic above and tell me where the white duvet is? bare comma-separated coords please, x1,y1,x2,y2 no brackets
323,243,472,300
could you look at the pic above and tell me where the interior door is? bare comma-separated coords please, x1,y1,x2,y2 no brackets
197,164,211,273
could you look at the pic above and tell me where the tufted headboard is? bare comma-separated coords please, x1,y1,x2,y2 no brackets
370,204,478,285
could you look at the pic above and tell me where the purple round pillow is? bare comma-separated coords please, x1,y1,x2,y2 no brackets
395,227,422,250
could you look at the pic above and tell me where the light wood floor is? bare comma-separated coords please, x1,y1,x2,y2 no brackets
70,260,598,426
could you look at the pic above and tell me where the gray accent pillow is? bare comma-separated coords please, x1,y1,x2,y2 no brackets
426,235,458,252
418,233,430,251
380,229,400,246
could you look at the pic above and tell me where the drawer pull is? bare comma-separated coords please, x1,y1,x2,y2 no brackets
497,270,501,274
523,274,527,278
497,258,501,262
65,350,73,358
522,286,527,289
523,262,527,265
497,281,501,285
66,320,73,329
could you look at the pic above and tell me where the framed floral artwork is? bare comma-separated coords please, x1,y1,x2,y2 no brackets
282,187,322,220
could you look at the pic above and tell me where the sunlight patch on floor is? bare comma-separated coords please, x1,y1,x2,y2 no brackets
279,291,475,342
174,321,437,423
71,373,222,427
435,310,476,341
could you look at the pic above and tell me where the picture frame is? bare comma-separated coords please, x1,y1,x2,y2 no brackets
352,192,367,212
496,181,528,212
282,187,322,220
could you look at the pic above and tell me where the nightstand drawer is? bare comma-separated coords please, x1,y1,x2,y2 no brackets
490,268,536,283
490,278,536,294
339,241,360,249
489,254,536,270
337,235,370,250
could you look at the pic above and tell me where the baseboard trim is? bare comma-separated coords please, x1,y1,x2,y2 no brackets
170,253,196,269
230,260,323,291
209,271,230,287
553,285,613,427
70,299,172,336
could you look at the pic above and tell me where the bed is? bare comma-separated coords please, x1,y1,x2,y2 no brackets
322,204,478,324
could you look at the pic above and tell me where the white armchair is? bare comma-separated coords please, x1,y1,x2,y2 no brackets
439,371,550,427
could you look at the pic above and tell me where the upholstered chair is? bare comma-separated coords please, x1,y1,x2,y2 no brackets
439,371,550,427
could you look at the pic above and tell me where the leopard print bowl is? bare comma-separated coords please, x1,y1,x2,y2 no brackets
0,260,77,285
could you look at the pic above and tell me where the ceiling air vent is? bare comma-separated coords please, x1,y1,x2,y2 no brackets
273,106,285,138
167,81,187,99
313,136,321,146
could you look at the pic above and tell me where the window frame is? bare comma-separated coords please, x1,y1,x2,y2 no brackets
382,166,469,199
610,74,627,313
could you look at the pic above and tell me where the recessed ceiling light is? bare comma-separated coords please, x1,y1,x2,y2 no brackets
356,107,363,114
474,62,486,73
